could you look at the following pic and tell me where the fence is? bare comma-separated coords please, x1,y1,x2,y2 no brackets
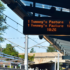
0,68,23,70
0,67,36,70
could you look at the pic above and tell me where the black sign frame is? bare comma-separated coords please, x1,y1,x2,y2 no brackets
23,17,70,35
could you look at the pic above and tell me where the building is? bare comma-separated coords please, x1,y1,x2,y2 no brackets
19,52,65,70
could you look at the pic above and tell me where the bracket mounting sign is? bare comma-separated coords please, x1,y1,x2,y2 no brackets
23,17,70,35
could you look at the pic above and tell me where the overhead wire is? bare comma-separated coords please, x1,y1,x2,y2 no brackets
4,20,47,49
5,38,47,49
1,12,23,27
4,38,24,51
28,41,46,49
4,21,23,35
5,37,25,39
1,10,49,50
5,37,41,39
28,37,47,49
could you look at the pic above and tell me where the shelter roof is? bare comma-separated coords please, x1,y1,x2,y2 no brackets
24,0,70,8
44,36,70,56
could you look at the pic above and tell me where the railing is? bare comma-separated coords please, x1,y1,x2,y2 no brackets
0,68,34,70
0,68,23,70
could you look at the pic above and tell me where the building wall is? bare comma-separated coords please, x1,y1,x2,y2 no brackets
19,52,65,64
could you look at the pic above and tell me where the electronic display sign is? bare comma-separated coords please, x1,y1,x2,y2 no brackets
23,17,70,35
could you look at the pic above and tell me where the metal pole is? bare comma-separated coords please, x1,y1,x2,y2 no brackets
57,52,59,70
10,64,11,68
15,66,17,69
3,64,5,68
64,50,65,56
25,35,28,70
55,57,56,70
20,64,21,69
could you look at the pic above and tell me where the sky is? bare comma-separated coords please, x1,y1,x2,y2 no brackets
0,1,50,53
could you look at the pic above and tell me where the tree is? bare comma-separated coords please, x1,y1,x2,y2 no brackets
0,1,7,42
0,44,2,52
47,44,57,52
28,54,35,61
30,48,35,53
2,44,18,57
19,54,35,61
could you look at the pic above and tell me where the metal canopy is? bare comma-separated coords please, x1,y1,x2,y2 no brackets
25,6,70,17
44,35,70,56
24,0,70,9
1,0,32,19
49,36,70,41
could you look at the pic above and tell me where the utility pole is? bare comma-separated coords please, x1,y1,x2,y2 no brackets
55,57,56,70
64,50,65,56
57,51,59,70
25,35,28,70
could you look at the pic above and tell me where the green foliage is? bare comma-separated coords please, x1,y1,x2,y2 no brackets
47,47,57,52
0,44,2,51
59,63,62,70
2,44,18,57
6,59,11,61
30,48,35,53
19,54,35,61
0,0,5,11
0,0,7,42
7,66,13,68
19,55,25,59
47,44,57,52
28,54,35,61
